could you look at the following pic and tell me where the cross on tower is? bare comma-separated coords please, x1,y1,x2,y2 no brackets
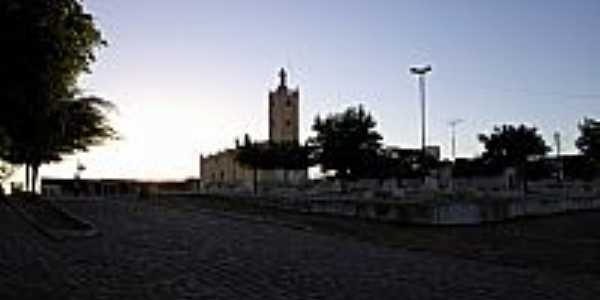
279,68,287,88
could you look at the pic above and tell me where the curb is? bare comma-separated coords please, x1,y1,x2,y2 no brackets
1,197,100,242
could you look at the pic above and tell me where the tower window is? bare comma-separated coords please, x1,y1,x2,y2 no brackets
286,120,291,127
286,99,291,107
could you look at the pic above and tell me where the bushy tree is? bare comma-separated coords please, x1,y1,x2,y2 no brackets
478,125,549,166
236,135,310,193
478,124,550,191
235,135,262,194
307,105,383,179
0,0,116,192
576,118,600,163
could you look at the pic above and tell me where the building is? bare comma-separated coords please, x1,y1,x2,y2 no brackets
384,145,441,160
269,68,299,143
41,177,200,198
42,178,140,198
200,69,308,191
199,149,254,189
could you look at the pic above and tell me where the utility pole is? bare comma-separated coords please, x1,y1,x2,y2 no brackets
554,132,561,157
410,65,432,176
449,119,464,161
554,131,563,182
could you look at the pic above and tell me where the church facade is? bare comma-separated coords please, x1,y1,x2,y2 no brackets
199,69,308,191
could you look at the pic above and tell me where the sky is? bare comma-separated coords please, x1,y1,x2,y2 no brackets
22,0,600,182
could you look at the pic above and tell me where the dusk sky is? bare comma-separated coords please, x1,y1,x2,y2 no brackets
35,0,600,181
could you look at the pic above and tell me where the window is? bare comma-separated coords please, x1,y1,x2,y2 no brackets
286,120,291,127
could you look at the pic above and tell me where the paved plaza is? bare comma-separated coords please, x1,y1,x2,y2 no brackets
1,199,599,300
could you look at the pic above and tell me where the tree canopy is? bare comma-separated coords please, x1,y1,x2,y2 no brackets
307,105,383,179
0,0,115,192
477,124,550,191
234,135,310,193
1,0,105,104
478,124,549,167
236,138,310,172
576,118,600,163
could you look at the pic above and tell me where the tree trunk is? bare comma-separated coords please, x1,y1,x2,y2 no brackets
522,167,529,194
31,164,39,195
253,167,258,195
25,163,30,192
518,161,529,195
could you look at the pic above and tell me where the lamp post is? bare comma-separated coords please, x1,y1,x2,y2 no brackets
410,65,432,177
449,119,464,161
554,131,564,182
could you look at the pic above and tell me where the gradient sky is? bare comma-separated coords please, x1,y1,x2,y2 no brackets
27,0,600,182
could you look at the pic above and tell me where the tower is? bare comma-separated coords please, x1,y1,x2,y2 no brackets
269,68,299,143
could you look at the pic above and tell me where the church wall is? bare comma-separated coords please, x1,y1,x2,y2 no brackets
201,150,308,190
201,150,245,187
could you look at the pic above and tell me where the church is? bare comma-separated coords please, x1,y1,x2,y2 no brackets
199,69,308,191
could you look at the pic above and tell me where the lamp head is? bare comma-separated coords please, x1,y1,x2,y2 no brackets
410,65,432,75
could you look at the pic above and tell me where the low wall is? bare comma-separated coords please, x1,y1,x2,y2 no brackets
162,192,600,225
303,196,600,225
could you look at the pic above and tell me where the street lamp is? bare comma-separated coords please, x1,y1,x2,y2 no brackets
449,119,464,161
410,65,432,175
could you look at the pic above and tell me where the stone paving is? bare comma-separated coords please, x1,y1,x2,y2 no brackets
1,199,599,300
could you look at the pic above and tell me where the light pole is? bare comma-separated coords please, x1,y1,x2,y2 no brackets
410,65,432,175
449,119,464,161
554,131,564,182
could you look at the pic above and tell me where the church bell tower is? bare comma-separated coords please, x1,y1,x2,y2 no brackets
269,68,299,143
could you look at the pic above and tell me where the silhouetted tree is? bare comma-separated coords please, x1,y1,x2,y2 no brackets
576,118,600,163
236,136,311,193
266,142,311,183
307,105,383,184
0,1,114,193
478,124,550,191
235,135,263,194
570,118,600,180
34,96,116,192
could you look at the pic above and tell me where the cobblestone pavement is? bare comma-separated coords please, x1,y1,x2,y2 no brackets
1,199,599,300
